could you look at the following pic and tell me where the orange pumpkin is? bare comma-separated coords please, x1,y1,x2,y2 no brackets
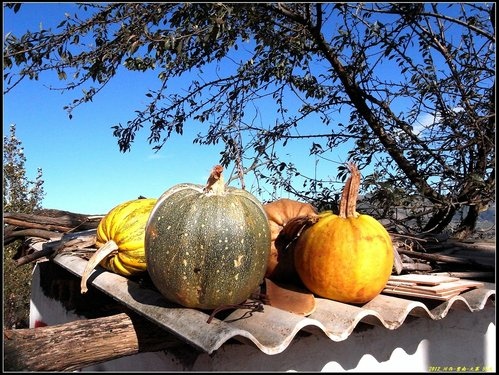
263,198,317,283
293,163,394,304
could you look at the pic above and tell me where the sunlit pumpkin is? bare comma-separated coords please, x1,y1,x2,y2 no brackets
145,165,271,309
80,197,157,294
293,162,394,304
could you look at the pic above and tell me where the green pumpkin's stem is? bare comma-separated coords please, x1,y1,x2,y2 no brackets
339,162,361,218
80,240,119,294
204,165,225,195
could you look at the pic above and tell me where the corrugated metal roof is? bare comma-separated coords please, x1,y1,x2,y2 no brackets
52,252,495,355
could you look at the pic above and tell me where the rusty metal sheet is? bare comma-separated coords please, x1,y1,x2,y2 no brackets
52,253,495,355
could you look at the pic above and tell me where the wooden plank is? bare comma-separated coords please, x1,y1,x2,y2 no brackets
386,278,484,298
386,279,484,294
381,288,461,301
383,286,466,298
389,274,460,285
384,284,482,297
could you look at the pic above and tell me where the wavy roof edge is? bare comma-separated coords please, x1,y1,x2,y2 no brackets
52,253,495,355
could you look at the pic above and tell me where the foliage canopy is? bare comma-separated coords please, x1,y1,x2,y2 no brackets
4,3,495,237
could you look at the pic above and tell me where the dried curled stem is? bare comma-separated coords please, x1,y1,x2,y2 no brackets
80,240,119,294
339,162,361,218
203,165,225,195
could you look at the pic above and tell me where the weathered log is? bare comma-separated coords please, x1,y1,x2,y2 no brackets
431,271,496,280
397,248,495,270
401,262,433,272
14,230,97,266
3,216,79,233
424,240,496,252
5,227,62,241
3,211,103,233
3,312,189,372
14,245,55,266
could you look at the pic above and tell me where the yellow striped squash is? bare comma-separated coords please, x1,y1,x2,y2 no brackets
80,198,156,293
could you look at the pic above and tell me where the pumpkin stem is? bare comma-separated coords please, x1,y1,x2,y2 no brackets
204,165,225,195
80,240,119,294
338,162,361,218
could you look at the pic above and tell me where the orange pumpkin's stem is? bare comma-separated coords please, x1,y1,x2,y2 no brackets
338,162,361,218
204,165,225,195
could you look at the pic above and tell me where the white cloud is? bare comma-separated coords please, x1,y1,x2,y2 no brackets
414,107,464,135
414,112,439,135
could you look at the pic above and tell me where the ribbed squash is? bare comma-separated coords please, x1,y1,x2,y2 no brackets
145,165,271,310
80,198,157,294
293,163,394,304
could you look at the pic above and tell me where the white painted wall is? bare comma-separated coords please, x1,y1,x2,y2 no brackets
30,263,496,372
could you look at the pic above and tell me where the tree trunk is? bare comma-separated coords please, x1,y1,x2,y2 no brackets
422,205,457,233
3,312,188,372
453,204,480,240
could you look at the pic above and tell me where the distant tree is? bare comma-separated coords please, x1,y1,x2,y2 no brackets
3,124,45,213
3,123,45,329
3,3,495,238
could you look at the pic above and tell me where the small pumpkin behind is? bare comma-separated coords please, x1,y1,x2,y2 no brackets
80,197,157,294
263,198,317,283
145,165,271,310
293,163,394,304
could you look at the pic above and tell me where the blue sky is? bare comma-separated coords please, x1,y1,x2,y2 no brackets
3,4,222,214
4,3,358,214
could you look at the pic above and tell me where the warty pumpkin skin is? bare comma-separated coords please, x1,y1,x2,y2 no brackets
80,198,157,294
293,163,394,304
145,165,271,310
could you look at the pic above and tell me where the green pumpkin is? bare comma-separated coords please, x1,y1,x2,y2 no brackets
145,165,271,309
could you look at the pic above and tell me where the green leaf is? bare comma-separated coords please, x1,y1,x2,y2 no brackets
57,70,67,80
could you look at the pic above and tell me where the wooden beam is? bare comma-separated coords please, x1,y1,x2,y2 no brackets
3,312,189,372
